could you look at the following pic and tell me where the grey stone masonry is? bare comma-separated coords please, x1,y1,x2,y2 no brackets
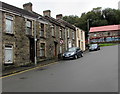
0,1,2,93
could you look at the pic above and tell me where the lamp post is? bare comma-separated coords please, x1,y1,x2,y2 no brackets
87,19,92,44
34,16,41,66
34,19,37,66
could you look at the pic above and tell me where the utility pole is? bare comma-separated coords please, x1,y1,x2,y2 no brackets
87,19,92,44
34,19,37,66
34,16,42,66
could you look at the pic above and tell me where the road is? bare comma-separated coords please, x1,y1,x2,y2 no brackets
2,45,118,92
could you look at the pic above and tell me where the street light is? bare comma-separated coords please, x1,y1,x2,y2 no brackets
34,16,42,66
87,19,92,44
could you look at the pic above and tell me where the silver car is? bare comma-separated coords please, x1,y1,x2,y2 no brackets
89,44,100,51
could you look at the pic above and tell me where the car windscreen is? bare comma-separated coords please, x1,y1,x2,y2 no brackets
90,44,97,47
68,48,76,52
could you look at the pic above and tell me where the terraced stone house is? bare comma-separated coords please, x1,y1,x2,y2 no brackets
56,14,76,50
0,2,85,70
1,2,51,70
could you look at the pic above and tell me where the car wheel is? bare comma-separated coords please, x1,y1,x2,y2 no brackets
74,55,77,59
81,53,83,57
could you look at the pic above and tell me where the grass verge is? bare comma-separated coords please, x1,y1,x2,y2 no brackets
99,43,118,47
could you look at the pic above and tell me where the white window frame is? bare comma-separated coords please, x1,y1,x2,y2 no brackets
4,45,13,64
72,31,75,39
26,19,32,35
6,15,14,34
51,25,55,37
60,28,62,38
40,43,45,57
40,23,45,37
67,29,70,38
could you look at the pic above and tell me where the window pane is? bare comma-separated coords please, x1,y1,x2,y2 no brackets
72,32,74,39
52,28,54,36
6,15,13,20
5,47,13,63
26,21,31,28
41,24,44,31
6,19,13,33
40,31,44,37
40,49,45,57
40,43,45,57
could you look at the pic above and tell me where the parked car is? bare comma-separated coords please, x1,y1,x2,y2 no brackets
89,44,100,51
62,47,83,59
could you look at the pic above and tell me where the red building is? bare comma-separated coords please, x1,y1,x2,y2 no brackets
89,25,120,43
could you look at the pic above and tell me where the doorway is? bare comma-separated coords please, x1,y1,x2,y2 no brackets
29,38,35,62
54,42,58,57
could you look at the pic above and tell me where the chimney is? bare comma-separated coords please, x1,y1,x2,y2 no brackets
23,2,32,11
43,10,51,17
56,14,63,19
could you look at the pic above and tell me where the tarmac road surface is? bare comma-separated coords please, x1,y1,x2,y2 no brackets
2,45,118,92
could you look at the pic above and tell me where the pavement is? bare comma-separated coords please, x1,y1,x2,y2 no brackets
2,59,58,77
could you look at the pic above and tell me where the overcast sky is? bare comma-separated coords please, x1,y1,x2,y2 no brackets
1,0,120,18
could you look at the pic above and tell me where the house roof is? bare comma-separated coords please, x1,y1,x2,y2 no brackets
1,1,76,30
44,16,62,26
1,2,47,21
57,19,76,30
90,25,120,33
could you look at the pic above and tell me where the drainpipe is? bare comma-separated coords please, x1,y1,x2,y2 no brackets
34,19,37,66
34,16,42,66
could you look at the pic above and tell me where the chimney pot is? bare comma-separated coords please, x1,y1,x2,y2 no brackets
43,10,51,17
56,14,63,19
23,2,32,11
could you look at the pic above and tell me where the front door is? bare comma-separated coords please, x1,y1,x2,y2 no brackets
79,40,81,48
54,42,57,57
29,38,35,62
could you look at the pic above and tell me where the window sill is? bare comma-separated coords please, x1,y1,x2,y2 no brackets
40,36,46,39
52,36,55,38
4,62,14,65
6,32,14,36
39,56,46,59
60,38,63,40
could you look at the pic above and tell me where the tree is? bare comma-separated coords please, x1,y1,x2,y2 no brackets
63,7,120,39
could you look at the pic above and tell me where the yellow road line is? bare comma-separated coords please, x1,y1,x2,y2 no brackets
0,62,58,79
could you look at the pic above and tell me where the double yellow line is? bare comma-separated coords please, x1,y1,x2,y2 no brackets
0,62,58,79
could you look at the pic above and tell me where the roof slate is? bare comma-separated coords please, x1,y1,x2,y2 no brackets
1,1,47,22
1,1,76,30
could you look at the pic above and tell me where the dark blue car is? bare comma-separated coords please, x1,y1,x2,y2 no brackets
62,47,83,59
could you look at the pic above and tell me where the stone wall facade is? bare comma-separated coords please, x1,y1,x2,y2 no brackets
2,12,30,69
1,2,84,70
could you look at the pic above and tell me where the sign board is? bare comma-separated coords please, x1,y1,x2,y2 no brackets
60,40,64,44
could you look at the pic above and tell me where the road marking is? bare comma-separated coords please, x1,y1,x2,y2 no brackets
0,62,58,79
